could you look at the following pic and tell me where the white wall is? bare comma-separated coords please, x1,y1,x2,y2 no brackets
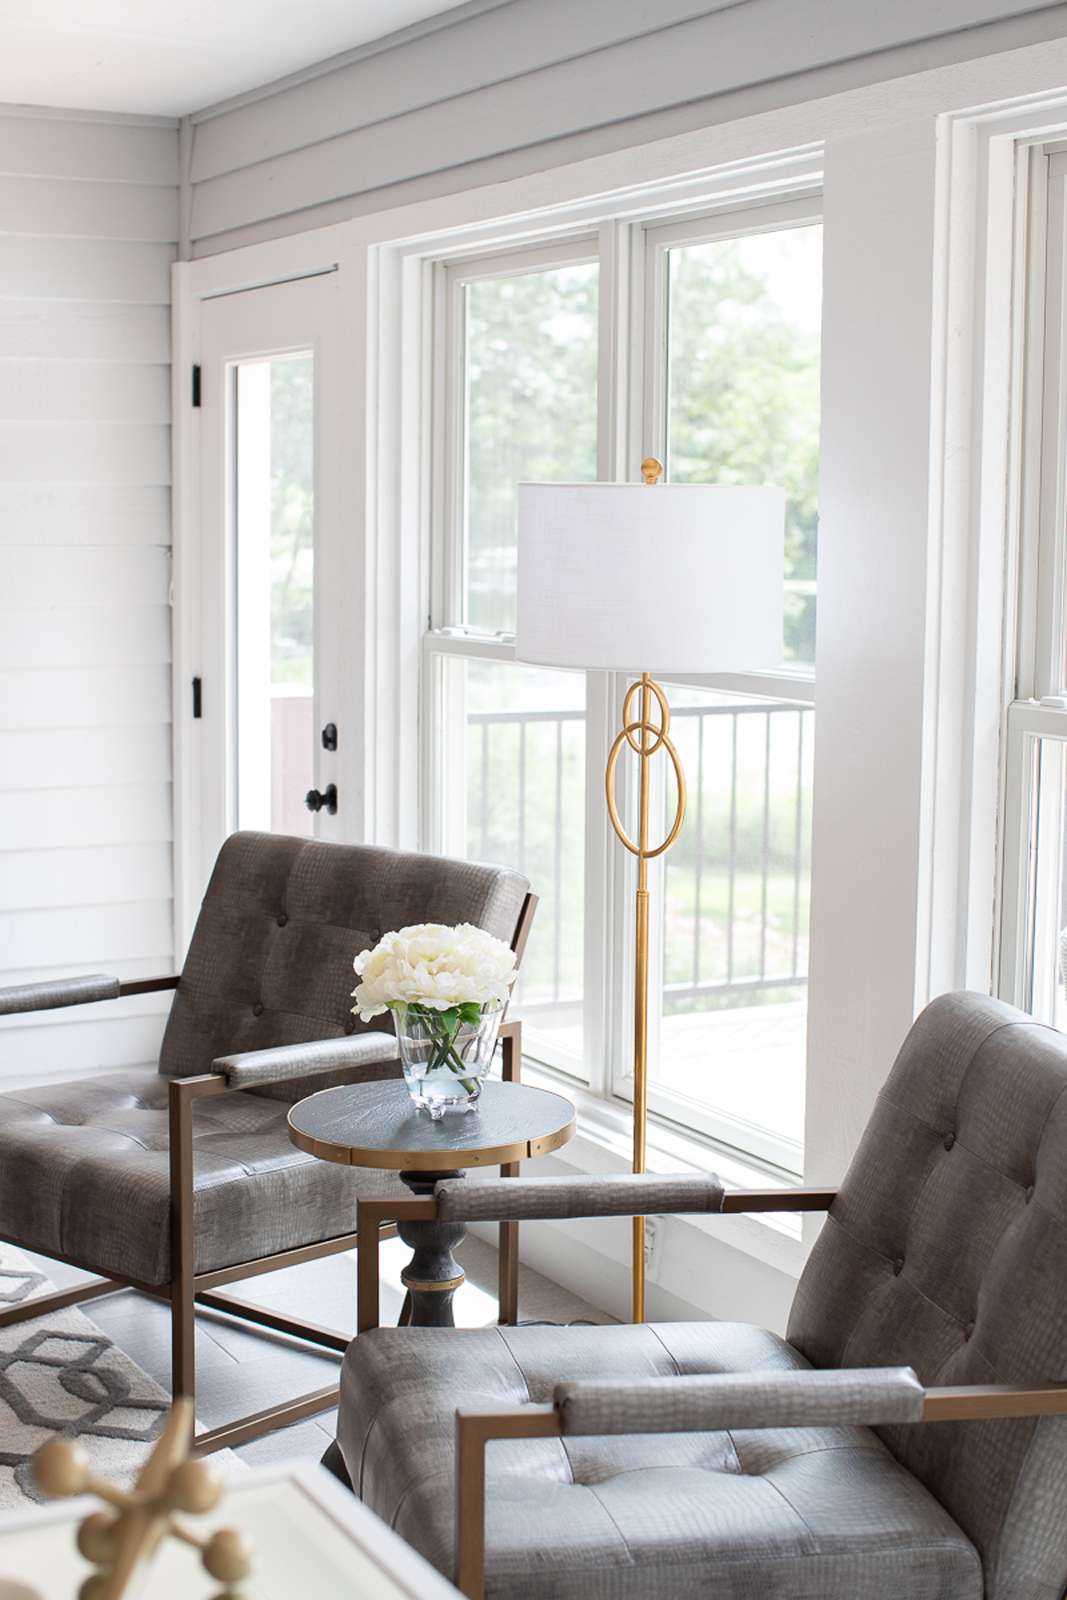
0,108,179,1083
182,0,1067,256
805,117,941,1183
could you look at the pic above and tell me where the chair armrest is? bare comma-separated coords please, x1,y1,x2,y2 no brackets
453,1369,1067,1598
435,1172,725,1221
553,1365,925,1436
0,974,122,1016
213,1031,398,1089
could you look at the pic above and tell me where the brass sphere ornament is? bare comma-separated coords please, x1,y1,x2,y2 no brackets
31,1400,253,1600
76,1512,120,1566
34,1438,91,1498
203,1528,254,1585
164,1458,224,1515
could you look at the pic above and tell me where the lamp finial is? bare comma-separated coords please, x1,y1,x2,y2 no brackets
640,457,663,486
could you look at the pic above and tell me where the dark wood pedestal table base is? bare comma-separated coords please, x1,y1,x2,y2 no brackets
287,1080,575,1327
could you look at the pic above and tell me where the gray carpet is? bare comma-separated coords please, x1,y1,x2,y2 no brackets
0,1245,240,1507
7,1232,613,1481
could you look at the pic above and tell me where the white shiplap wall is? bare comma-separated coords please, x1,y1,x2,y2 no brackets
0,109,179,1082
184,0,1067,255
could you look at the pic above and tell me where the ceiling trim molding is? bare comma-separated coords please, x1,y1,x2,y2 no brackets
187,0,520,124
0,100,178,129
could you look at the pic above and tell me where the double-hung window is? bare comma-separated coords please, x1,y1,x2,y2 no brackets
1001,148,1067,1026
421,195,822,1174
423,240,600,1081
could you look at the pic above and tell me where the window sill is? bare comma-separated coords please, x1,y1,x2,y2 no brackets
516,1058,812,1282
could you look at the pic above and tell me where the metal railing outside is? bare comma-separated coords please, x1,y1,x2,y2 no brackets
468,699,813,1017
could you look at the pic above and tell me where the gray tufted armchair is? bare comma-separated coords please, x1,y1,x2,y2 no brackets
0,832,534,1452
337,992,1067,1599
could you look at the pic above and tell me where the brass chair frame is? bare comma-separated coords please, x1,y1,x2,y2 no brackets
0,894,537,1454
353,1182,1067,1600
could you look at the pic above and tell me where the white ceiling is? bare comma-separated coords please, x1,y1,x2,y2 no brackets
0,0,480,119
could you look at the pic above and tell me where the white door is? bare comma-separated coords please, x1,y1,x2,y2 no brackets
192,272,349,896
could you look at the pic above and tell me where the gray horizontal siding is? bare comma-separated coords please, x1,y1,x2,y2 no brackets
186,0,1067,253
0,107,178,1081
188,0,740,182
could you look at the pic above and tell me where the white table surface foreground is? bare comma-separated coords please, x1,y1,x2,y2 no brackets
0,1459,461,1599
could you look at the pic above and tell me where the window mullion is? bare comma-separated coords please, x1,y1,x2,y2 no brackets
582,219,636,1099
603,217,671,1110
582,670,613,1099
602,219,654,1109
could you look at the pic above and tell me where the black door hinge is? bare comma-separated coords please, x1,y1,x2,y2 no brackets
191,365,202,407
192,677,202,719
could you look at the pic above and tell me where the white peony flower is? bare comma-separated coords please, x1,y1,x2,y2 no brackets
351,922,517,1021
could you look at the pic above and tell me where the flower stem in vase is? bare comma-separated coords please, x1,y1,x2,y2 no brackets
351,925,515,1115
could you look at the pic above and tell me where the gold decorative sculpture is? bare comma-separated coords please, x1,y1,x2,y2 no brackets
32,1400,252,1600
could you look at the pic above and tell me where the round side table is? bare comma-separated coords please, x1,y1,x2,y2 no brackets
288,1079,575,1327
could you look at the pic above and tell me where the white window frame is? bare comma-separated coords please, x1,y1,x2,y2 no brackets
417,187,822,1173
1000,143,1067,1016
422,234,604,1089
624,193,822,1173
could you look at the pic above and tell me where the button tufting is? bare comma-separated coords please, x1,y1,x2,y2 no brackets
943,1132,956,1151
1026,1185,1035,1203
276,912,289,927
964,1322,975,1341
344,1019,356,1035
893,1257,905,1276
252,1002,264,1017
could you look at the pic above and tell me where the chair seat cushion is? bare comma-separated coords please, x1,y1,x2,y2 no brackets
338,1320,982,1600
0,1070,399,1285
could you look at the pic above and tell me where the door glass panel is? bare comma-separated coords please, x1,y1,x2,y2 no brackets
462,262,598,634
665,223,822,666
234,351,315,835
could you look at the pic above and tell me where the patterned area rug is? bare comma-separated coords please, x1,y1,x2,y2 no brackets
0,1245,232,1507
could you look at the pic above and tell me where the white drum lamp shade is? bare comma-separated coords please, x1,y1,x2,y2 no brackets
516,482,785,672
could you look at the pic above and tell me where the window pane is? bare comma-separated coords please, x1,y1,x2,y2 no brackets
234,352,315,837
1025,735,1067,1027
464,262,598,634
666,224,822,665
463,660,586,1074
655,688,813,1164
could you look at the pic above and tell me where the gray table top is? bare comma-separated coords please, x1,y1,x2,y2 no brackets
287,1077,576,1171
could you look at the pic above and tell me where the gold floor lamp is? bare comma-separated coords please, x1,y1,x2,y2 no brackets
516,463,785,1321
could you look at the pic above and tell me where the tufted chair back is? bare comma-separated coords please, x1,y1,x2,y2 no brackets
159,832,530,1099
788,991,1067,1600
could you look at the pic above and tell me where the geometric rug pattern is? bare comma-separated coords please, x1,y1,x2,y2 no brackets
0,1246,170,1507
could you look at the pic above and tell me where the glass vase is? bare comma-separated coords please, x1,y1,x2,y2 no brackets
394,1002,504,1118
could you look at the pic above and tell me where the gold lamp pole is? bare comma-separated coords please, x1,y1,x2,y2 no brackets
604,457,687,1323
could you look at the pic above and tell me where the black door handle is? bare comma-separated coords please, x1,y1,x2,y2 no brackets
305,783,338,815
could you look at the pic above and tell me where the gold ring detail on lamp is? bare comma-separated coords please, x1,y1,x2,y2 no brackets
604,678,687,860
